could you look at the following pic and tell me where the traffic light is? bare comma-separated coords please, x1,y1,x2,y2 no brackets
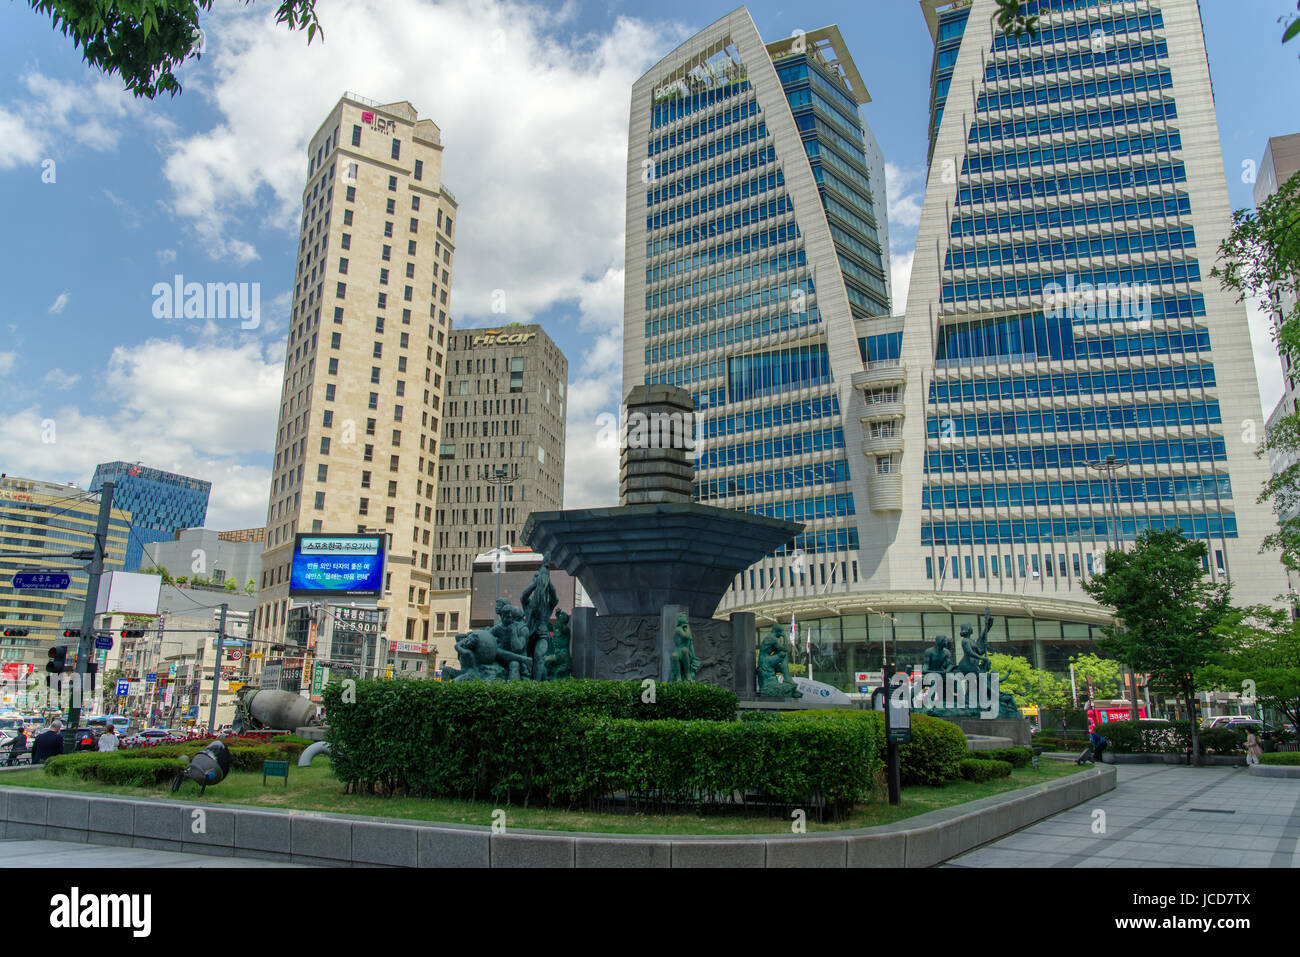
3,628,29,637
46,645,68,690
120,629,145,638
63,629,80,638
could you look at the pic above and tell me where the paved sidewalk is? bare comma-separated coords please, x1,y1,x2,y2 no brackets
948,764,1300,868
0,840,308,867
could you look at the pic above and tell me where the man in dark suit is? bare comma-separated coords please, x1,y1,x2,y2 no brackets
30,721,64,765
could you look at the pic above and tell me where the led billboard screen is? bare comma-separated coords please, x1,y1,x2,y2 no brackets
289,534,386,597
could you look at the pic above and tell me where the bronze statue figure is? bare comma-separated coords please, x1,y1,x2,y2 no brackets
668,612,701,682
757,624,802,698
957,606,994,675
544,610,572,680
924,634,955,673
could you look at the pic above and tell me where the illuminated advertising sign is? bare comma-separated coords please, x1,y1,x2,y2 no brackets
289,534,386,597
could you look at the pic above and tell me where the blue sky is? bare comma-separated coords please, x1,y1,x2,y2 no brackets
0,0,1293,527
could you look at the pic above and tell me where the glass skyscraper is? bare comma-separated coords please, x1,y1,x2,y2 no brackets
625,3,1286,686
90,462,211,571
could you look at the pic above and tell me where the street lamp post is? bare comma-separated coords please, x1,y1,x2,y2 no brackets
486,465,520,603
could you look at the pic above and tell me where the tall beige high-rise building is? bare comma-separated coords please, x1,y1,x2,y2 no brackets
427,324,568,661
254,93,456,653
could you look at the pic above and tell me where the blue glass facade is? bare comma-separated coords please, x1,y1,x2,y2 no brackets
90,462,211,571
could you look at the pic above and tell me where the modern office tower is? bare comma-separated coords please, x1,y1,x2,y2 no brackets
254,93,456,654
625,8,892,635
0,475,131,675
90,462,210,571
427,324,567,662
628,2,1288,687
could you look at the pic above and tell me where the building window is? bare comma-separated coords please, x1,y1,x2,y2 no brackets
331,332,341,348
346,186,355,203
408,240,417,255
370,367,380,384
340,234,351,250
379,268,389,285
390,454,400,472
388,175,397,191
320,437,331,455
414,159,423,181
369,393,379,410
359,497,369,515
388,480,398,497
411,196,420,211
382,245,391,261
336,282,346,298
377,293,387,309
392,429,402,445
386,506,396,523
363,444,373,462
373,342,383,358
375,316,385,333
322,410,334,427
325,384,336,401
391,138,401,160
314,491,325,510
317,464,328,481
328,358,339,375
409,217,419,233
351,125,361,146
338,257,349,274
366,418,376,434
386,198,396,215
361,470,371,488
394,406,404,422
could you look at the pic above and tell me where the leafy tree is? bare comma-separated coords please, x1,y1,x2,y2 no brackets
1214,170,1300,569
988,653,1068,710
1204,606,1300,733
223,578,238,592
142,564,173,584
1082,529,1234,764
26,0,323,99
1067,653,1123,703
993,0,1038,37
244,579,256,596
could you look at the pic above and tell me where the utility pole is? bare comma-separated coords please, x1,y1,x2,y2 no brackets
206,603,228,735
64,482,113,752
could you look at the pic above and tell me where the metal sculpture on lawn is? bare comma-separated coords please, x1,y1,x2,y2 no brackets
756,624,802,698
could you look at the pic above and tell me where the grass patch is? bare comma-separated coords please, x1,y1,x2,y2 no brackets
0,757,1089,835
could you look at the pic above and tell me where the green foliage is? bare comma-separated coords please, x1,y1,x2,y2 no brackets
987,653,1069,710
959,758,1013,782
972,746,1033,768
321,679,738,803
44,752,184,786
562,714,879,819
1068,653,1123,700
1260,752,1300,765
784,710,969,786
1204,606,1300,734
993,0,1038,37
141,564,173,584
1082,528,1234,759
26,0,324,99
1098,720,1242,755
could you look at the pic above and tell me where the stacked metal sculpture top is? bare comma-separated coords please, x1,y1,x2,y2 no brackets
449,563,568,682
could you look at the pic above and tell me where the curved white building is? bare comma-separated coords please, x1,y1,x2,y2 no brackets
623,2,1284,685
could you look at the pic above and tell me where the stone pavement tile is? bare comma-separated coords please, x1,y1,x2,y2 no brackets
1237,852,1279,867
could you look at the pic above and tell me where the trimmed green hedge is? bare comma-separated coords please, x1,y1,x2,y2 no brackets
1260,752,1300,766
321,679,740,803
959,758,1012,782
776,710,968,787
558,713,880,819
1100,721,1243,756
45,752,185,787
971,746,1033,768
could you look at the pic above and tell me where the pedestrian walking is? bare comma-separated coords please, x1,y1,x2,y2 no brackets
96,725,119,752
30,722,64,765
1245,730,1263,766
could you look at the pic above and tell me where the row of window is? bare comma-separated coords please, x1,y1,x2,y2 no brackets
645,306,822,365
928,363,1216,403
792,112,868,168
696,458,849,501
923,512,1237,548
963,129,1180,176
927,399,1221,440
775,57,861,121
949,195,1191,239
647,170,786,234
645,248,805,310
745,491,855,523
975,69,1173,122
727,344,833,403
957,160,1186,206
647,97,760,157
784,87,868,153
646,144,775,208
969,95,1175,146
935,311,1210,363
991,10,1163,51
651,195,794,256
647,121,769,184
984,39,1168,84
782,527,859,557
697,426,844,471
922,475,1233,511
646,217,798,264
925,438,1227,474
702,394,838,439
650,78,751,130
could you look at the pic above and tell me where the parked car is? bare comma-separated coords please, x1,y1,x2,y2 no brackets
72,727,100,752
122,728,177,747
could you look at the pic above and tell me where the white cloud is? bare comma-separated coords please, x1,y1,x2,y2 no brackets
0,353,16,375
562,329,624,509
103,189,142,228
47,292,70,315
885,162,924,231
161,0,678,309
156,248,178,264
0,106,45,170
890,249,914,317
42,368,80,390
1247,294,1285,415
0,338,281,527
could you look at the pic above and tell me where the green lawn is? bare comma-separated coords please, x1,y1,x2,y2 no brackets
0,757,1089,835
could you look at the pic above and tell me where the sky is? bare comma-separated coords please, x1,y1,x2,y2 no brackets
0,0,1294,529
